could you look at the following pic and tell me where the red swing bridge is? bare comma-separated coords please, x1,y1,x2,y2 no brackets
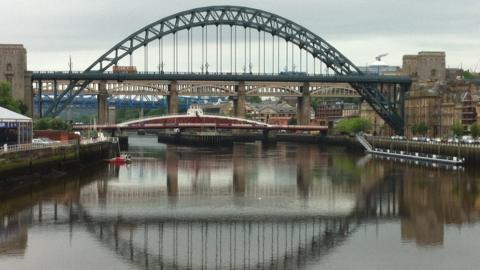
72,114,328,133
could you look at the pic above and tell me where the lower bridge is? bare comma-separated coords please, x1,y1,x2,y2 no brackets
73,114,328,133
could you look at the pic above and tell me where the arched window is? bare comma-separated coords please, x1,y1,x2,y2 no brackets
6,63,12,72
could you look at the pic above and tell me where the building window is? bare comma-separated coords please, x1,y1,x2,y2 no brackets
6,63,13,72
431,69,437,77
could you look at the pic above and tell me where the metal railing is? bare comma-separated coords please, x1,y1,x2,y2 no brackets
371,137,480,149
1,139,78,154
1,137,117,154
79,136,112,145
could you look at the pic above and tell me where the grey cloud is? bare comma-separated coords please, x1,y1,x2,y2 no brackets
3,0,479,70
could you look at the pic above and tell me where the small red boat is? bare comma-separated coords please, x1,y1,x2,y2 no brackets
105,154,131,164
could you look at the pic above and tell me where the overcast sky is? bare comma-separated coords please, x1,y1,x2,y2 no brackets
2,0,479,71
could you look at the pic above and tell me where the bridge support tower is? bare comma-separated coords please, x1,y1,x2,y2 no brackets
233,82,246,118
262,130,278,145
97,81,109,125
296,82,311,125
167,81,178,114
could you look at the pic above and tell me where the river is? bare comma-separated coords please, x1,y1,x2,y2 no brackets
1,135,480,270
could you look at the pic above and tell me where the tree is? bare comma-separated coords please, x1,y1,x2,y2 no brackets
0,81,21,113
17,100,29,115
335,117,372,134
287,117,297,125
145,108,166,117
33,118,50,130
310,97,320,113
451,122,464,137
49,118,71,131
412,122,428,136
246,96,261,103
33,118,72,131
471,123,480,138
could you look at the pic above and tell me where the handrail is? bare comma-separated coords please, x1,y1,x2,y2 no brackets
355,134,373,151
1,139,78,154
1,137,116,154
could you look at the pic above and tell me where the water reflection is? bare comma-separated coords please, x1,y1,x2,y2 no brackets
1,137,480,270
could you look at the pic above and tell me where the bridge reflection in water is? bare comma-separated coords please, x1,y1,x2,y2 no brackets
1,141,480,269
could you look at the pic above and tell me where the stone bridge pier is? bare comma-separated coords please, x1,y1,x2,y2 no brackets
167,81,178,114
296,82,311,125
97,81,109,125
233,81,246,118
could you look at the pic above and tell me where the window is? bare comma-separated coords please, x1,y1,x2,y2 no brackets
6,63,12,72
431,69,437,77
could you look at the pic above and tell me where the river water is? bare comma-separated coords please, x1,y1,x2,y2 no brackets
1,135,480,270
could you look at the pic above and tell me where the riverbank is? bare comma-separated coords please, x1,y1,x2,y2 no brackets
0,140,117,182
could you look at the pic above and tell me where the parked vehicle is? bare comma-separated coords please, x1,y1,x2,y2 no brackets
32,137,59,145
462,136,475,144
447,137,460,144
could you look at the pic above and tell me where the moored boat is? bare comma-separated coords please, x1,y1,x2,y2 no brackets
105,154,131,164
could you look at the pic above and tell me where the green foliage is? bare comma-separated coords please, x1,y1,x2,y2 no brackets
34,118,50,130
411,122,428,135
0,81,21,113
17,100,29,115
288,117,297,125
33,117,71,131
116,108,141,123
145,108,166,117
471,123,480,138
463,71,474,79
451,122,464,137
246,96,261,103
310,98,320,112
116,108,167,123
49,118,71,130
335,117,372,134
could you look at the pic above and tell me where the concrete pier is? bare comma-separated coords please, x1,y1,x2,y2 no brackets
233,81,246,118
97,81,109,125
296,82,311,125
167,81,178,114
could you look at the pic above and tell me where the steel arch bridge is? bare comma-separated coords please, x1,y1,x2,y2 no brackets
33,5,411,134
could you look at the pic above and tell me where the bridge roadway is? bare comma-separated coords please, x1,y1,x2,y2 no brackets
32,71,412,84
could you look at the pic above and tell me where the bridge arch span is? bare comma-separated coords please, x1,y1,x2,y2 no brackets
89,5,360,75
118,114,272,128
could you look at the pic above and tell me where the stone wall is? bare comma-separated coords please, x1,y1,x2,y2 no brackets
0,141,116,178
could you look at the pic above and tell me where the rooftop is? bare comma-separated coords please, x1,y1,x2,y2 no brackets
0,106,31,122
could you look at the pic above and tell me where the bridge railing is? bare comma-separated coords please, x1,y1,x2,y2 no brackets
32,70,358,77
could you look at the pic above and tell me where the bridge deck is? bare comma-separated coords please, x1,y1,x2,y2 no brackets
32,71,412,84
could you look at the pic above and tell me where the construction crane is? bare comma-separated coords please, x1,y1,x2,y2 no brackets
375,53,389,62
